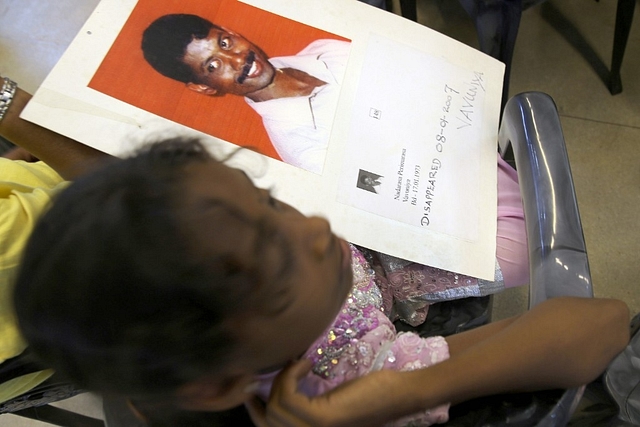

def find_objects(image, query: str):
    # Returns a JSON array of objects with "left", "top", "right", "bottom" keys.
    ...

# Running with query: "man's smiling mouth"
[{"left": 237, "top": 51, "right": 257, "bottom": 84}]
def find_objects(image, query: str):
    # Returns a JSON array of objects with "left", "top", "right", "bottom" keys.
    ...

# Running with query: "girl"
[{"left": 11, "top": 137, "right": 630, "bottom": 427}]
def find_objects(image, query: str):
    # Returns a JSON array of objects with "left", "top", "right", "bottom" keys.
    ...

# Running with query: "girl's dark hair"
[
  {"left": 13, "top": 138, "right": 266, "bottom": 398},
  {"left": 141, "top": 14, "right": 223, "bottom": 83}
]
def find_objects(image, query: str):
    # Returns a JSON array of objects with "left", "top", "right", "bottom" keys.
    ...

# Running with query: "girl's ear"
[
  {"left": 176, "top": 373, "right": 256, "bottom": 411},
  {"left": 186, "top": 82, "right": 219, "bottom": 97}
]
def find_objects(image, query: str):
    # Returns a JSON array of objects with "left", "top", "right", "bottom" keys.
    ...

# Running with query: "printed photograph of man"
[
  {"left": 88, "top": 0, "right": 351, "bottom": 176},
  {"left": 141, "top": 14, "right": 349, "bottom": 174}
]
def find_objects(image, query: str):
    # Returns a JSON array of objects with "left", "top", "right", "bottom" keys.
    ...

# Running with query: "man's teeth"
[{"left": 248, "top": 61, "right": 258, "bottom": 77}]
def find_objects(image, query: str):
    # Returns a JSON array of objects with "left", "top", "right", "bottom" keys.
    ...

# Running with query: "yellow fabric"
[
  {"left": 0, "top": 369, "right": 55, "bottom": 405},
  {"left": 0, "top": 159, "right": 67, "bottom": 362},
  {"left": 0, "top": 159, "right": 68, "bottom": 405}
]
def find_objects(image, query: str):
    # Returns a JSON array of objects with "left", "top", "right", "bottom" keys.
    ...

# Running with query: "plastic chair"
[
  {"left": 398, "top": 0, "right": 636, "bottom": 105},
  {"left": 0, "top": 349, "right": 105, "bottom": 427},
  {"left": 103, "top": 92, "right": 593, "bottom": 426},
  {"left": 500, "top": 92, "right": 592, "bottom": 304}
]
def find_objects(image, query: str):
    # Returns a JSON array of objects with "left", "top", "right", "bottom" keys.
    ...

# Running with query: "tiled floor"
[{"left": 1, "top": 0, "right": 639, "bottom": 425}]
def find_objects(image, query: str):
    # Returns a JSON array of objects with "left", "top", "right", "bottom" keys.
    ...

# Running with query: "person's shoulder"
[
  {"left": 299, "top": 39, "right": 351, "bottom": 56},
  {"left": 0, "top": 158, "right": 65, "bottom": 189}
]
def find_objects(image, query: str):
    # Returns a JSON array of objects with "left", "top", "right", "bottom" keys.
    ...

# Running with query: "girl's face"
[{"left": 182, "top": 160, "right": 353, "bottom": 378}]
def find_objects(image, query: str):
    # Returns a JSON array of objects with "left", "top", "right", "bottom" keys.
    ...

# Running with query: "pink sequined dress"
[{"left": 257, "top": 245, "right": 451, "bottom": 426}]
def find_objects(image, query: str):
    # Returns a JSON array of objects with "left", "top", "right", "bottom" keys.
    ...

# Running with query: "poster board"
[{"left": 21, "top": 0, "right": 505, "bottom": 279}]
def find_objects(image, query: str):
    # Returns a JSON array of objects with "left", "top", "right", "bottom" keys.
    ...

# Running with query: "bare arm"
[
  {"left": 248, "top": 297, "right": 630, "bottom": 427},
  {"left": 413, "top": 296, "right": 629, "bottom": 406},
  {"left": 0, "top": 78, "right": 111, "bottom": 180}
]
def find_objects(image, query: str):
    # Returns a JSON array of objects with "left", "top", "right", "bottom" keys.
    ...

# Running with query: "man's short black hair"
[{"left": 141, "top": 14, "right": 223, "bottom": 83}]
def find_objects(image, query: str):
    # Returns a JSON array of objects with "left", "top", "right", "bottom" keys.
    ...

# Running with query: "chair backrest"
[
  {"left": 499, "top": 91, "right": 593, "bottom": 426},
  {"left": 500, "top": 92, "right": 593, "bottom": 304}
]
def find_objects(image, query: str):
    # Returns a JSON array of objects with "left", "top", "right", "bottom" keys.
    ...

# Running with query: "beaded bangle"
[{"left": 0, "top": 78, "right": 17, "bottom": 122}]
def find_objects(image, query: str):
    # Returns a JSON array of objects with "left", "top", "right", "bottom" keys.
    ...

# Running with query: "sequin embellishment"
[{"left": 307, "top": 245, "right": 385, "bottom": 379}]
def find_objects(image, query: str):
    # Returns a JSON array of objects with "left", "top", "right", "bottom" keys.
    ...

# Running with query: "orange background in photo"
[{"left": 89, "top": 0, "right": 350, "bottom": 159}]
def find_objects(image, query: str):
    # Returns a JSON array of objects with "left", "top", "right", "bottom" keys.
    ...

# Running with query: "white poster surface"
[
  {"left": 339, "top": 34, "right": 487, "bottom": 241},
  {"left": 20, "top": 0, "right": 504, "bottom": 279}
]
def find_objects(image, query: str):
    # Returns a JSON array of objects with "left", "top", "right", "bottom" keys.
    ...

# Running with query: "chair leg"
[
  {"left": 458, "top": 0, "right": 524, "bottom": 110},
  {"left": 399, "top": 0, "right": 418, "bottom": 22},
  {"left": 609, "top": 0, "right": 636, "bottom": 95},
  {"left": 11, "top": 404, "right": 106, "bottom": 427}
]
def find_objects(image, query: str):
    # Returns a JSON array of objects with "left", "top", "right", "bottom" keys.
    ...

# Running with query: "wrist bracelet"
[{"left": 0, "top": 77, "right": 17, "bottom": 122}]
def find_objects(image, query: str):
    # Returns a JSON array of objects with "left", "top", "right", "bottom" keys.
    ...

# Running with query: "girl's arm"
[
  {"left": 0, "top": 77, "right": 110, "bottom": 180},
  {"left": 247, "top": 296, "right": 630, "bottom": 427}
]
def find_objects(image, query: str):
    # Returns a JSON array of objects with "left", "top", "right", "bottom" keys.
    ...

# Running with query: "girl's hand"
[{"left": 245, "top": 359, "right": 409, "bottom": 427}]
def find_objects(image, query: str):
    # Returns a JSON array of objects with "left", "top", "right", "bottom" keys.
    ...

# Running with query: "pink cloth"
[
  {"left": 258, "top": 246, "right": 451, "bottom": 426},
  {"left": 496, "top": 155, "right": 528, "bottom": 287}
]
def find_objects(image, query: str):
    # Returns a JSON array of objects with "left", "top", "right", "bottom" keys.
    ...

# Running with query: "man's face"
[{"left": 182, "top": 27, "right": 276, "bottom": 97}]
